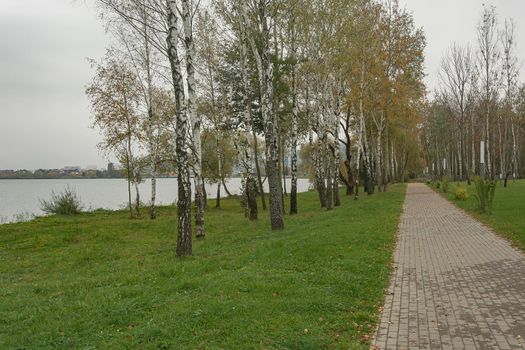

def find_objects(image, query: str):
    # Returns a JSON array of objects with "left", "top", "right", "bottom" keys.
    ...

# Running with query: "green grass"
[
  {"left": 0, "top": 185, "right": 406, "bottom": 349},
  {"left": 433, "top": 179, "right": 525, "bottom": 251}
]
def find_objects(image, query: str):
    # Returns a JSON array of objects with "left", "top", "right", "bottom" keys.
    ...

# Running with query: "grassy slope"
[
  {"left": 0, "top": 185, "right": 406, "bottom": 350},
  {"left": 435, "top": 179, "right": 525, "bottom": 251}
]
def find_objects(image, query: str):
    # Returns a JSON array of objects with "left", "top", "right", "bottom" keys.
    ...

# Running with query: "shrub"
[
  {"left": 454, "top": 185, "right": 469, "bottom": 201},
  {"left": 435, "top": 182, "right": 441, "bottom": 189},
  {"left": 442, "top": 176, "right": 450, "bottom": 193},
  {"left": 40, "top": 186, "right": 84, "bottom": 215},
  {"left": 473, "top": 178, "right": 497, "bottom": 214}
]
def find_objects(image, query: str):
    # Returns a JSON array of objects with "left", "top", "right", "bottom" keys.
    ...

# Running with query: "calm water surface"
[{"left": 0, "top": 178, "right": 311, "bottom": 223}]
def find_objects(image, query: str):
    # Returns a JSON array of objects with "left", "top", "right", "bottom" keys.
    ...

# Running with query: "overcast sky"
[
  {"left": 0, "top": 0, "right": 107, "bottom": 170},
  {"left": 400, "top": 0, "right": 525, "bottom": 93},
  {"left": 1, "top": 0, "right": 525, "bottom": 170}
]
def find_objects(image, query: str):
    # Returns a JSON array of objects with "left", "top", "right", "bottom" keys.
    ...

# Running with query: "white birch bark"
[
  {"left": 241, "top": 1, "right": 283, "bottom": 230},
  {"left": 323, "top": 90, "right": 333, "bottom": 210},
  {"left": 289, "top": 33, "right": 299, "bottom": 214},
  {"left": 181, "top": 0, "right": 204, "bottom": 239},
  {"left": 140, "top": 1, "right": 157, "bottom": 219},
  {"left": 477, "top": 6, "right": 499, "bottom": 179},
  {"left": 333, "top": 85, "right": 341, "bottom": 206},
  {"left": 166, "top": 0, "right": 192, "bottom": 256},
  {"left": 358, "top": 63, "right": 373, "bottom": 193},
  {"left": 134, "top": 177, "right": 141, "bottom": 217}
]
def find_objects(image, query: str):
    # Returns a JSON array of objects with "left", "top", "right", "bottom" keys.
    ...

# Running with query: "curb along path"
[{"left": 373, "top": 183, "right": 525, "bottom": 349}]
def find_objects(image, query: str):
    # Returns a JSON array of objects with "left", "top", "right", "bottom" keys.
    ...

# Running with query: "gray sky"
[
  {"left": 0, "top": 0, "right": 108, "bottom": 170},
  {"left": 399, "top": 0, "right": 525, "bottom": 94},
  {"left": 1, "top": 0, "right": 524, "bottom": 170}
]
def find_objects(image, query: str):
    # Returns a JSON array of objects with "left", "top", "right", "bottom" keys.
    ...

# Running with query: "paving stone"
[{"left": 372, "top": 183, "right": 525, "bottom": 349}]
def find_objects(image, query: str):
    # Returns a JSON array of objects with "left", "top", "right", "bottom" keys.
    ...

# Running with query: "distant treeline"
[{"left": 0, "top": 169, "right": 123, "bottom": 179}]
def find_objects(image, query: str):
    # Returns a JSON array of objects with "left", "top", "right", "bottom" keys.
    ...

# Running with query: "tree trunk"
[
  {"left": 222, "top": 177, "right": 232, "bottom": 196},
  {"left": 134, "top": 180, "right": 140, "bottom": 218},
  {"left": 343, "top": 142, "right": 353, "bottom": 194},
  {"left": 238, "top": 29, "right": 258, "bottom": 221},
  {"left": 246, "top": 177, "right": 258, "bottom": 220},
  {"left": 471, "top": 119, "right": 476, "bottom": 175},
  {"left": 458, "top": 128, "right": 463, "bottom": 181},
  {"left": 333, "top": 89, "right": 342, "bottom": 206},
  {"left": 277, "top": 135, "right": 285, "bottom": 213},
  {"left": 486, "top": 101, "right": 492, "bottom": 179},
  {"left": 252, "top": 130, "right": 267, "bottom": 210},
  {"left": 215, "top": 182, "right": 220, "bottom": 208},
  {"left": 265, "top": 125, "right": 284, "bottom": 230},
  {"left": 281, "top": 139, "right": 287, "bottom": 197},
  {"left": 242, "top": 1, "right": 283, "bottom": 230},
  {"left": 202, "top": 178, "right": 208, "bottom": 209},
  {"left": 290, "top": 143, "right": 298, "bottom": 214},
  {"left": 325, "top": 132, "right": 333, "bottom": 210},
  {"left": 240, "top": 25, "right": 258, "bottom": 221},
  {"left": 290, "top": 59, "right": 298, "bottom": 215},
  {"left": 354, "top": 149, "right": 361, "bottom": 200},
  {"left": 316, "top": 140, "right": 327, "bottom": 206},
  {"left": 181, "top": 0, "right": 204, "bottom": 239},
  {"left": 140, "top": 8, "right": 157, "bottom": 220},
  {"left": 150, "top": 175, "right": 157, "bottom": 219},
  {"left": 511, "top": 118, "right": 518, "bottom": 179},
  {"left": 342, "top": 110, "right": 354, "bottom": 195},
  {"left": 167, "top": 1, "right": 191, "bottom": 256},
  {"left": 358, "top": 63, "right": 373, "bottom": 195},
  {"left": 126, "top": 161, "right": 133, "bottom": 218},
  {"left": 498, "top": 120, "right": 502, "bottom": 182},
  {"left": 315, "top": 120, "right": 327, "bottom": 207},
  {"left": 373, "top": 113, "right": 384, "bottom": 192},
  {"left": 382, "top": 125, "right": 389, "bottom": 192},
  {"left": 391, "top": 140, "right": 396, "bottom": 181}
]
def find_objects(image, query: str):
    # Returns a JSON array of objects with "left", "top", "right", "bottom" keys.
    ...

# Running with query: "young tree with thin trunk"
[
  {"left": 501, "top": 18, "right": 520, "bottom": 185},
  {"left": 86, "top": 53, "right": 141, "bottom": 219}
]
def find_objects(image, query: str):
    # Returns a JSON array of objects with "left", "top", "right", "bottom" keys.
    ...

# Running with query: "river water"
[{"left": 0, "top": 178, "right": 311, "bottom": 223}]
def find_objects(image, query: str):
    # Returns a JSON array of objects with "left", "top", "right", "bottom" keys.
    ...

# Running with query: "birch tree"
[
  {"left": 424, "top": 5, "right": 525, "bottom": 183},
  {"left": 166, "top": 0, "right": 192, "bottom": 256},
  {"left": 95, "top": 0, "right": 167, "bottom": 218},
  {"left": 477, "top": 5, "right": 500, "bottom": 179},
  {"left": 240, "top": 0, "right": 284, "bottom": 230}
]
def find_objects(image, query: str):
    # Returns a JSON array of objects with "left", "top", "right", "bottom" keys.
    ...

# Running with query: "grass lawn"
[
  {"left": 0, "top": 185, "right": 406, "bottom": 349},
  {"left": 431, "top": 179, "right": 525, "bottom": 251}
]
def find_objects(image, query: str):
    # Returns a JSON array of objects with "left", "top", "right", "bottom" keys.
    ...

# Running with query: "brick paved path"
[{"left": 372, "top": 183, "right": 525, "bottom": 350}]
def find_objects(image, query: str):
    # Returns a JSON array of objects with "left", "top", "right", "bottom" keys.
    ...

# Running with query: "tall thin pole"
[{"left": 480, "top": 141, "right": 485, "bottom": 179}]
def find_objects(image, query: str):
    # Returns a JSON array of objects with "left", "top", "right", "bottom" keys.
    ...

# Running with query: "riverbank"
[
  {"left": 0, "top": 185, "right": 406, "bottom": 349},
  {"left": 0, "top": 178, "right": 312, "bottom": 224}
]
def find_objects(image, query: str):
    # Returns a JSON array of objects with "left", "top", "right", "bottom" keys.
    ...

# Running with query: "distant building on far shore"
[{"left": 107, "top": 162, "right": 120, "bottom": 178}]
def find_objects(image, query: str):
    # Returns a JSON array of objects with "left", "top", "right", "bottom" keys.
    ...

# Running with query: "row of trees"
[
  {"left": 86, "top": 0, "right": 427, "bottom": 256},
  {"left": 423, "top": 5, "right": 525, "bottom": 186}
]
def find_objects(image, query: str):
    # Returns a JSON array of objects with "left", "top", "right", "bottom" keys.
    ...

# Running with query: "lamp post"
[{"left": 480, "top": 141, "right": 485, "bottom": 179}]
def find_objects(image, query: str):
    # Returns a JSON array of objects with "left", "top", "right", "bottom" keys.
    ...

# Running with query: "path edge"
[{"left": 369, "top": 183, "right": 409, "bottom": 349}]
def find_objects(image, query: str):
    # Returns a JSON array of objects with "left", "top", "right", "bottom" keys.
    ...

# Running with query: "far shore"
[{"left": 0, "top": 176, "right": 311, "bottom": 180}]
